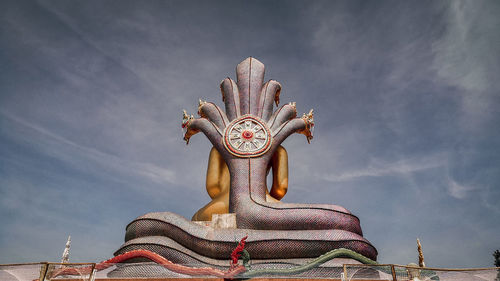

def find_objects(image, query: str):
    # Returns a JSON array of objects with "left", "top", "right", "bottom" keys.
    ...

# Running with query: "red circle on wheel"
[{"left": 242, "top": 130, "right": 253, "bottom": 140}]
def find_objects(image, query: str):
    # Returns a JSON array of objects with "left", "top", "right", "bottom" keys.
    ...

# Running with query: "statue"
[
  {"left": 181, "top": 57, "right": 360, "bottom": 233},
  {"left": 113, "top": 58, "right": 377, "bottom": 276}
]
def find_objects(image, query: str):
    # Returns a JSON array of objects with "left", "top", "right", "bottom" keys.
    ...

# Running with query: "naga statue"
[{"left": 113, "top": 58, "right": 377, "bottom": 276}]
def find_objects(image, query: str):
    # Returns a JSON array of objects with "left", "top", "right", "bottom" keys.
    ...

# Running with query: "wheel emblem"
[{"left": 223, "top": 115, "right": 272, "bottom": 157}]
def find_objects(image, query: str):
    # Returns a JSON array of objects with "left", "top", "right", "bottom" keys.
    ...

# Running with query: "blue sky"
[{"left": 1, "top": 0, "right": 499, "bottom": 268}]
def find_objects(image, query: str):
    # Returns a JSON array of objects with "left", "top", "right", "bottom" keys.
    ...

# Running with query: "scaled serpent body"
[
  {"left": 48, "top": 248, "right": 376, "bottom": 279},
  {"left": 240, "top": 248, "right": 377, "bottom": 278},
  {"left": 47, "top": 249, "right": 246, "bottom": 279}
]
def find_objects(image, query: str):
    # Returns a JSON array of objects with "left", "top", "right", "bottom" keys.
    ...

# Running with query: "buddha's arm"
[
  {"left": 206, "top": 147, "right": 222, "bottom": 199},
  {"left": 270, "top": 145, "right": 288, "bottom": 200},
  {"left": 206, "top": 147, "right": 230, "bottom": 199},
  {"left": 207, "top": 145, "right": 286, "bottom": 201}
]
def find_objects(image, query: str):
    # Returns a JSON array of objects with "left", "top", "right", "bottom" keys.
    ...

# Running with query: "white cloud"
[
  {"left": 320, "top": 154, "right": 446, "bottom": 182},
  {"left": 431, "top": 1, "right": 500, "bottom": 129},
  {"left": 479, "top": 186, "right": 500, "bottom": 214},
  {"left": 0, "top": 111, "right": 177, "bottom": 187},
  {"left": 446, "top": 177, "right": 473, "bottom": 199},
  {"left": 135, "top": 162, "right": 176, "bottom": 184}
]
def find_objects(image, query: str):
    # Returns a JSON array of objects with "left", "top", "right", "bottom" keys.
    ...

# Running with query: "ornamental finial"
[
  {"left": 61, "top": 235, "right": 71, "bottom": 263},
  {"left": 417, "top": 238, "right": 426, "bottom": 267}
]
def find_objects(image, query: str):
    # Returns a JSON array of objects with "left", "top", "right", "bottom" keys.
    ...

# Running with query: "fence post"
[
  {"left": 39, "top": 262, "right": 49, "bottom": 281},
  {"left": 343, "top": 264, "right": 347, "bottom": 281},
  {"left": 89, "top": 263, "right": 96, "bottom": 281},
  {"left": 391, "top": 265, "right": 397, "bottom": 281}
]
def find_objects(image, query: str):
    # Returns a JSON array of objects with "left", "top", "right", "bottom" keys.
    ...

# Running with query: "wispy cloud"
[
  {"left": 431, "top": 1, "right": 500, "bottom": 129},
  {"left": 320, "top": 154, "right": 446, "bottom": 182},
  {"left": 1, "top": 110, "right": 177, "bottom": 187},
  {"left": 446, "top": 177, "right": 475, "bottom": 200}
]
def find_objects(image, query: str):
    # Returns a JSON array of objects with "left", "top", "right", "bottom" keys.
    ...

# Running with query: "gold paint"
[
  {"left": 274, "top": 90, "right": 281, "bottom": 106},
  {"left": 270, "top": 145, "right": 288, "bottom": 200},
  {"left": 191, "top": 146, "right": 289, "bottom": 221},
  {"left": 302, "top": 108, "right": 314, "bottom": 121}
]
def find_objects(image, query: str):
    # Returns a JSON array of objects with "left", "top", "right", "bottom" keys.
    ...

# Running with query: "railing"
[
  {"left": 0, "top": 262, "right": 96, "bottom": 281},
  {"left": 342, "top": 263, "right": 500, "bottom": 281},
  {"left": 1, "top": 261, "right": 499, "bottom": 280}
]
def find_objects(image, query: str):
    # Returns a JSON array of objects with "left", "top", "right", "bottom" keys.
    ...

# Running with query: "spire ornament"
[
  {"left": 417, "top": 238, "right": 425, "bottom": 267},
  {"left": 61, "top": 235, "right": 71, "bottom": 263}
]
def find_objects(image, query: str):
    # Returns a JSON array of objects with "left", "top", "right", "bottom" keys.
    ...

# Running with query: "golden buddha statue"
[{"left": 192, "top": 145, "right": 288, "bottom": 221}]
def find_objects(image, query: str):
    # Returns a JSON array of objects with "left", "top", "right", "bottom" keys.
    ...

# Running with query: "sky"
[{"left": 0, "top": 0, "right": 499, "bottom": 268}]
